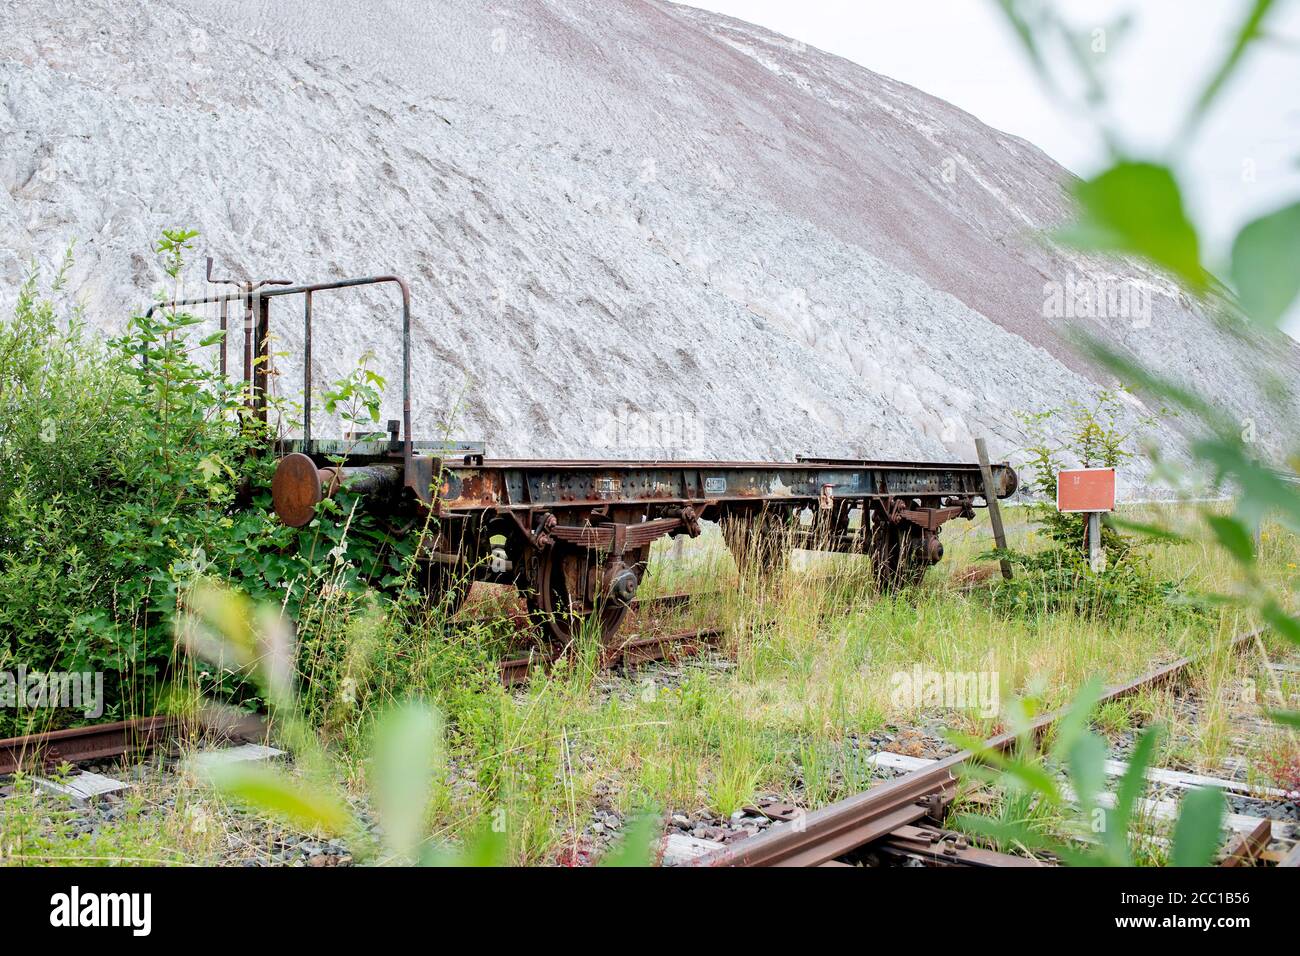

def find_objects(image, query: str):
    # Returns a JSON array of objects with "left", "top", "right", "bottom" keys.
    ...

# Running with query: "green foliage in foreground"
[
  {"left": 954, "top": 678, "right": 1226, "bottom": 866},
  {"left": 0, "top": 236, "right": 421, "bottom": 732},
  {"left": 991, "top": 0, "right": 1300, "bottom": 726},
  {"left": 183, "top": 584, "right": 657, "bottom": 867}
]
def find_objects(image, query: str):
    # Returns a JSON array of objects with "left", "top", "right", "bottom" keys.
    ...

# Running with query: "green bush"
[
  {"left": 979, "top": 393, "right": 1196, "bottom": 621},
  {"left": 0, "top": 251, "right": 154, "bottom": 726},
  {"left": 979, "top": 547, "right": 1203, "bottom": 620},
  {"left": 0, "top": 235, "right": 421, "bottom": 732},
  {"left": 1015, "top": 390, "right": 1145, "bottom": 560}
]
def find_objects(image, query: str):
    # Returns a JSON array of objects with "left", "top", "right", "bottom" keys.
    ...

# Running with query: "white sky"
[{"left": 688, "top": 0, "right": 1300, "bottom": 333}]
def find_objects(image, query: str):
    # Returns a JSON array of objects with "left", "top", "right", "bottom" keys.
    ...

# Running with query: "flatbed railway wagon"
[{"left": 149, "top": 270, "right": 1019, "bottom": 646}]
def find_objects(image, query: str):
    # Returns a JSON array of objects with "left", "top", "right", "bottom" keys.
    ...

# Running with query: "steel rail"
[
  {"left": 0, "top": 707, "right": 270, "bottom": 776},
  {"left": 0, "top": 716, "right": 183, "bottom": 775},
  {"left": 499, "top": 624, "right": 724, "bottom": 686},
  {"left": 1219, "top": 818, "right": 1271, "bottom": 867},
  {"left": 874, "top": 824, "right": 1054, "bottom": 867},
  {"left": 697, "top": 628, "right": 1264, "bottom": 867}
]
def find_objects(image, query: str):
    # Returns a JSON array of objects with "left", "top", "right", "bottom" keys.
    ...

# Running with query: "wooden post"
[
  {"left": 1087, "top": 512, "right": 1106, "bottom": 573},
  {"left": 975, "top": 437, "right": 1013, "bottom": 581}
]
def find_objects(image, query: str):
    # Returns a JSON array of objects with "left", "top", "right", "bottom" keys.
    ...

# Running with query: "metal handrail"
[{"left": 142, "top": 273, "right": 413, "bottom": 463}]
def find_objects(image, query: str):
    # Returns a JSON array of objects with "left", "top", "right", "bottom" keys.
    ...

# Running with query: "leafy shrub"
[
  {"left": 980, "top": 547, "right": 1204, "bottom": 621},
  {"left": 978, "top": 394, "right": 1194, "bottom": 620},
  {"left": 1015, "top": 390, "right": 1145, "bottom": 559},
  {"left": 0, "top": 234, "right": 419, "bottom": 732},
  {"left": 0, "top": 250, "right": 157, "bottom": 729}
]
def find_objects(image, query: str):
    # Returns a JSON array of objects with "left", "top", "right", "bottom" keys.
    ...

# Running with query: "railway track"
[
  {"left": 498, "top": 625, "right": 725, "bottom": 687},
  {"left": 693, "top": 628, "right": 1296, "bottom": 868},
  {"left": 8, "top": 604, "right": 1291, "bottom": 870},
  {"left": 0, "top": 592, "right": 721, "bottom": 775},
  {"left": 493, "top": 589, "right": 725, "bottom": 685},
  {"left": 0, "top": 710, "right": 267, "bottom": 777},
  {"left": 0, "top": 717, "right": 183, "bottom": 777}
]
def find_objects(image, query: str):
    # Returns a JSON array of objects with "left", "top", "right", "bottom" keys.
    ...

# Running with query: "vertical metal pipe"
[
  {"left": 254, "top": 293, "right": 271, "bottom": 426},
  {"left": 242, "top": 287, "right": 254, "bottom": 398},
  {"left": 219, "top": 298, "right": 228, "bottom": 377},
  {"left": 401, "top": 282, "right": 412, "bottom": 459},
  {"left": 303, "top": 290, "right": 313, "bottom": 447}
]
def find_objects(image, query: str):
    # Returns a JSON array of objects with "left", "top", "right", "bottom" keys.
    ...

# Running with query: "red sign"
[{"left": 1057, "top": 468, "right": 1116, "bottom": 513}]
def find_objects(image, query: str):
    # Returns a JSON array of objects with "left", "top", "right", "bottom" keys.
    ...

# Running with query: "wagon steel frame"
[{"left": 146, "top": 268, "right": 1018, "bottom": 647}]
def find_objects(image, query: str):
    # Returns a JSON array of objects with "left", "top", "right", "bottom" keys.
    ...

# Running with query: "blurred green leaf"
[
  {"left": 1049, "top": 676, "right": 1104, "bottom": 765},
  {"left": 425, "top": 823, "right": 509, "bottom": 867},
  {"left": 1231, "top": 201, "right": 1300, "bottom": 328},
  {"left": 371, "top": 701, "right": 445, "bottom": 863},
  {"left": 955, "top": 812, "right": 1090, "bottom": 866},
  {"left": 1060, "top": 162, "right": 1206, "bottom": 292},
  {"left": 1181, "top": 0, "right": 1278, "bottom": 142},
  {"left": 598, "top": 810, "right": 659, "bottom": 867},
  {"left": 1265, "top": 709, "right": 1300, "bottom": 730},
  {"left": 950, "top": 729, "right": 1063, "bottom": 802},
  {"left": 1107, "top": 725, "right": 1160, "bottom": 862},
  {"left": 1106, "top": 515, "right": 1188, "bottom": 544},
  {"left": 993, "top": 0, "right": 1053, "bottom": 90},
  {"left": 1261, "top": 600, "right": 1300, "bottom": 645},
  {"left": 1073, "top": 333, "right": 1224, "bottom": 428},
  {"left": 1171, "top": 786, "right": 1225, "bottom": 867},
  {"left": 1191, "top": 438, "right": 1300, "bottom": 532},
  {"left": 990, "top": 753, "right": 1064, "bottom": 803},
  {"left": 1067, "top": 732, "right": 1108, "bottom": 813},
  {"left": 208, "top": 762, "right": 353, "bottom": 835},
  {"left": 1205, "top": 514, "right": 1256, "bottom": 565}
]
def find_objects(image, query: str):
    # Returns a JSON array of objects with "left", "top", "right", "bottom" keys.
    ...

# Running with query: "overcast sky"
[{"left": 688, "top": 0, "right": 1300, "bottom": 332}]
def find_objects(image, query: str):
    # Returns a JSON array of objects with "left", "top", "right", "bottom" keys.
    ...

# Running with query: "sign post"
[
  {"left": 974, "top": 438, "right": 1013, "bottom": 580},
  {"left": 1056, "top": 467, "right": 1116, "bottom": 573}
]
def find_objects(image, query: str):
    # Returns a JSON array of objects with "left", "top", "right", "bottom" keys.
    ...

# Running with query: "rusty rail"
[
  {"left": 500, "top": 624, "right": 724, "bottom": 687},
  {"left": 697, "top": 628, "right": 1263, "bottom": 867},
  {"left": 0, "top": 707, "right": 270, "bottom": 776},
  {"left": 874, "top": 824, "right": 1053, "bottom": 867},
  {"left": 0, "top": 716, "right": 183, "bottom": 775},
  {"left": 1220, "top": 818, "right": 1271, "bottom": 867}
]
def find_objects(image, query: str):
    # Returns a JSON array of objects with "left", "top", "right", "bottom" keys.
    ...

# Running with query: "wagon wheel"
[
  {"left": 416, "top": 558, "right": 470, "bottom": 617},
  {"left": 526, "top": 543, "right": 649, "bottom": 647},
  {"left": 721, "top": 510, "right": 789, "bottom": 583},
  {"left": 868, "top": 520, "right": 927, "bottom": 592}
]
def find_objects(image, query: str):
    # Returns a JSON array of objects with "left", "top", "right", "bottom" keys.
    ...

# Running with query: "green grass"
[
  {"left": 6, "top": 501, "right": 1296, "bottom": 866},
  {"left": 389, "top": 502, "right": 1295, "bottom": 863}
]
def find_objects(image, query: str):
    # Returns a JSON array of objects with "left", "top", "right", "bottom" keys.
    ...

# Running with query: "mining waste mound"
[{"left": 3, "top": 0, "right": 1295, "bottom": 491}]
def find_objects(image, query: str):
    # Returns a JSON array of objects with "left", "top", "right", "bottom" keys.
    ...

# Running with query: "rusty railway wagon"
[{"left": 151, "top": 270, "right": 1018, "bottom": 647}]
